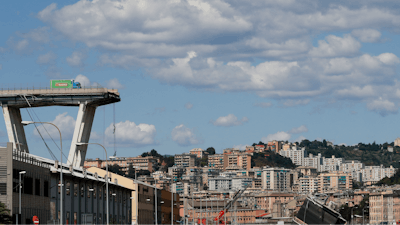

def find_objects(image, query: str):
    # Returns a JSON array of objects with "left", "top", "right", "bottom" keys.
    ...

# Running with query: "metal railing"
[{"left": 13, "top": 149, "right": 52, "bottom": 169}]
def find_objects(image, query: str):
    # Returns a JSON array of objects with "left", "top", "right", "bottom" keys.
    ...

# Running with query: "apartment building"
[
  {"left": 317, "top": 171, "right": 352, "bottom": 193},
  {"left": 168, "top": 166, "right": 186, "bottom": 182},
  {"left": 261, "top": 167, "right": 297, "bottom": 192},
  {"left": 208, "top": 176, "right": 232, "bottom": 191},
  {"left": 267, "top": 140, "right": 281, "bottom": 152},
  {"left": 299, "top": 176, "right": 319, "bottom": 194},
  {"left": 232, "top": 177, "right": 253, "bottom": 190},
  {"left": 302, "top": 153, "right": 323, "bottom": 169},
  {"left": 174, "top": 153, "right": 197, "bottom": 167},
  {"left": 370, "top": 190, "right": 400, "bottom": 224},
  {"left": 189, "top": 148, "right": 207, "bottom": 158},
  {"left": 126, "top": 156, "right": 158, "bottom": 172},
  {"left": 320, "top": 155, "right": 343, "bottom": 172},
  {"left": 223, "top": 152, "right": 251, "bottom": 171},
  {"left": 279, "top": 147, "right": 306, "bottom": 166},
  {"left": 395, "top": 138, "right": 400, "bottom": 147},
  {"left": 362, "top": 165, "right": 396, "bottom": 185},
  {"left": 208, "top": 154, "right": 224, "bottom": 169},
  {"left": 340, "top": 160, "right": 364, "bottom": 182}
]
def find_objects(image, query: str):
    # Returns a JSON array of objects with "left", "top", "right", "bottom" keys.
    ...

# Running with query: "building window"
[
  {"left": 87, "top": 186, "right": 91, "bottom": 198},
  {"left": 81, "top": 185, "right": 84, "bottom": 197},
  {"left": 25, "top": 177, "right": 33, "bottom": 195},
  {"left": 44, "top": 180, "right": 49, "bottom": 197},
  {"left": 35, "top": 179, "right": 40, "bottom": 196},
  {"left": 66, "top": 182, "right": 70, "bottom": 195},
  {"left": 99, "top": 186, "right": 102, "bottom": 199}
]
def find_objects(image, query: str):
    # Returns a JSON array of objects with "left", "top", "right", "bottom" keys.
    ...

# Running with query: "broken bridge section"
[{"left": 0, "top": 87, "right": 120, "bottom": 167}]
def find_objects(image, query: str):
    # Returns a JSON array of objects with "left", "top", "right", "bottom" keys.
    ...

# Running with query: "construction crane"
[{"left": 213, "top": 185, "right": 249, "bottom": 225}]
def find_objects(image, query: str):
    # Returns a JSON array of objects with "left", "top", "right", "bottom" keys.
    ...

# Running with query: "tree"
[
  {"left": 107, "top": 164, "right": 125, "bottom": 176},
  {"left": 0, "top": 201, "right": 11, "bottom": 224},
  {"left": 206, "top": 147, "right": 215, "bottom": 155}
]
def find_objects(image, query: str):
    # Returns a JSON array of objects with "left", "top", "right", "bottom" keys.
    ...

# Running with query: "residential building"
[
  {"left": 299, "top": 176, "right": 319, "bottom": 194},
  {"left": 395, "top": 138, "right": 400, "bottom": 147},
  {"left": 370, "top": 190, "right": 400, "bottom": 225},
  {"left": 340, "top": 160, "right": 364, "bottom": 182},
  {"left": 296, "top": 166, "right": 317, "bottom": 177},
  {"left": 317, "top": 171, "right": 352, "bottom": 193},
  {"left": 261, "top": 167, "right": 297, "bottom": 192},
  {"left": 267, "top": 141, "right": 281, "bottom": 152},
  {"left": 361, "top": 165, "right": 396, "bottom": 185},
  {"left": 174, "top": 153, "right": 197, "bottom": 168},
  {"left": 223, "top": 152, "right": 251, "bottom": 171},
  {"left": 189, "top": 148, "right": 207, "bottom": 158},
  {"left": 168, "top": 166, "right": 186, "bottom": 182},
  {"left": 320, "top": 155, "right": 344, "bottom": 172},
  {"left": 208, "top": 154, "right": 224, "bottom": 169},
  {"left": 232, "top": 177, "right": 253, "bottom": 190},
  {"left": 208, "top": 176, "right": 232, "bottom": 191},
  {"left": 302, "top": 153, "right": 323, "bottom": 169},
  {"left": 126, "top": 156, "right": 159, "bottom": 172},
  {"left": 279, "top": 146, "right": 306, "bottom": 166}
]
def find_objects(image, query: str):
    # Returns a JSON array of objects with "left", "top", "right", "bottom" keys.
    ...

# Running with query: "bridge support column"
[
  {"left": 2, "top": 105, "right": 29, "bottom": 152},
  {"left": 68, "top": 103, "right": 96, "bottom": 167}
]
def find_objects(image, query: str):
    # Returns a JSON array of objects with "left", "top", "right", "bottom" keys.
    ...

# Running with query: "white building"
[
  {"left": 261, "top": 167, "right": 296, "bottom": 192},
  {"left": 361, "top": 165, "right": 396, "bottom": 183},
  {"left": 340, "top": 160, "right": 364, "bottom": 182},
  {"left": 279, "top": 146, "right": 306, "bottom": 166},
  {"left": 320, "top": 155, "right": 344, "bottom": 172},
  {"left": 232, "top": 177, "right": 253, "bottom": 190},
  {"left": 302, "top": 153, "right": 323, "bottom": 169},
  {"left": 208, "top": 176, "right": 232, "bottom": 191}
]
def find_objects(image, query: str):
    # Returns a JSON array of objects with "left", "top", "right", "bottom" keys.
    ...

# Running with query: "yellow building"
[
  {"left": 317, "top": 171, "right": 352, "bottom": 193},
  {"left": 88, "top": 167, "right": 180, "bottom": 224}
]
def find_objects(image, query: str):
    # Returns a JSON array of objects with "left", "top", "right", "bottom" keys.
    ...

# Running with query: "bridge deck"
[{"left": 0, "top": 87, "right": 120, "bottom": 108}]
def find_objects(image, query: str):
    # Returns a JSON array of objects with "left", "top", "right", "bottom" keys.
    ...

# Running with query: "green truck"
[{"left": 50, "top": 80, "right": 81, "bottom": 89}]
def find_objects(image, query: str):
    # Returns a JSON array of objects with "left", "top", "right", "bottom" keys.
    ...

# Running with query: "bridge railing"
[{"left": 0, "top": 86, "right": 119, "bottom": 94}]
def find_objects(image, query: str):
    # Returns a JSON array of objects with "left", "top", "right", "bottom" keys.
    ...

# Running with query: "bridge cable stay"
[
  {"left": 113, "top": 103, "right": 116, "bottom": 157},
  {"left": 24, "top": 108, "right": 57, "bottom": 161},
  {"left": 29, "top": 108, "right": 72, "bottom": 165},
  {"left": 22, "top": 94, "right": 72, "bottom": 164}
]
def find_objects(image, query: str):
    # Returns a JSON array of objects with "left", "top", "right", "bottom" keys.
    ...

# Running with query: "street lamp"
[
  {"left": 17, "top": 171, "right": 26, "bottom": 225},
  {"left": 76, "top": 142, "right": 109, "bottom": 225},
  {"left": 21, "top": 121, "right": 63, "bottom": 225}
]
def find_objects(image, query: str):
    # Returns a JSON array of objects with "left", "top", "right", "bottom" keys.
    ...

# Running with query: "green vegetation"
[
  {"left": 0, "top": 201, "right": 11, "bottom": 224},
  {"left": 251, "top": 151, "right": 296, "bottom": 169},
  {"left": 298, "top": 139, "right": 400, "bottom": 167},
  {"left": 377, "top": 169, "right": 400, "bottom": 185}
]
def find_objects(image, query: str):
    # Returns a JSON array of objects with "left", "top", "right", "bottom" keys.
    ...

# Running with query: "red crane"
[{"left": 213, "top": 185, "right": 248, "bottom": 225}]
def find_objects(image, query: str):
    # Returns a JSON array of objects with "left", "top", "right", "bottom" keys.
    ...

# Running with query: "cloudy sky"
[{"left": 1, "top": 0, "right": 400, "bottom": 160}]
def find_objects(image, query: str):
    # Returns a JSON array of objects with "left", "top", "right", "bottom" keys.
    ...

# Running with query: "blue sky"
[{"left": 1, "top": 1, "right": 400, "bottom": 161}]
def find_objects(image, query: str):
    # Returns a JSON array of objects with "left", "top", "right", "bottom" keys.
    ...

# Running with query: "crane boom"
[{"left": 214, "top": 185, "right": 249, "bottom": 224}]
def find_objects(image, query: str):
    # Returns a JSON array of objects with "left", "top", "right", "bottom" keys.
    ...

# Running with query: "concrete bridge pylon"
[{"left": 0, "top": 87, "right": 120, "bottom": 167}]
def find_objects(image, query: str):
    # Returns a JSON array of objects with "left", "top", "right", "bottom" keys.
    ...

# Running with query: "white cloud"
[
  {"left": 185, "top": 102, "right": 193, "bottom": 109},
  {"left": 105, "top": 120, "right": 157, "bottom": 147},
  {"left": 66, "top": 51, "right": 86, "bottom": 67},
  {"left": 366, "top": 98, "right": 398, "bottom": 116},
  {"left": 288, "top": 125, "right": 308, "bottom": 134},
  {"left": 309, "top": 35, "right": 361, "bottom": 57},
  {"left": 261, "top": 131, "right": 291, "bottom": 143},
  {"left": 294, "top": 135, "right": 307, "bottom": 143},
  {"left": 15, "top": 39, "right": 29, "bottom": 51},
  {"left": 105, "top": 78, "right": 124, "bottom": 89},
  {"left": 33, "top": 112, "right": 76, "bottom": 139},
  {"left": 254, "top": 102, "right": 272, "bottom": 108},
  {"left": 36, "top": 51, "right": 57, "bottom": 65},
  {"left": 171, "top": 124, "right": 203, "bottom": 146},
  {"left": 211, "top": 114, "right": 248, "bottom": 127},
  {"left": 352, "top": 29, "right": 381, "bottom": 43},
  {"left": 75, "top": 74, "right": 92, "bottom": 87},
  {"left": 282, "top": 99, "right": 310, "bottom": 107}
]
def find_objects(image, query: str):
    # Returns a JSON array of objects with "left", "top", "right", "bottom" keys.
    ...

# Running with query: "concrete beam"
[
  {"left": 2, "top": 105, "right": 29, "bottom": 152},
  {"left": 68, "top": 103, "right": 96, "bottom": 167}
]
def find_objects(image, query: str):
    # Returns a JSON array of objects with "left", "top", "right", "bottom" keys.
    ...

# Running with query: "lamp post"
[
  {"left": 21, "top": 121, "right": 63, "bottom": 225},
  {"left": 17, "top": 171, "right": 26, "bottom": 225},
  {"left": 76, "top": 142, "right": 109, "bottom": 225}
]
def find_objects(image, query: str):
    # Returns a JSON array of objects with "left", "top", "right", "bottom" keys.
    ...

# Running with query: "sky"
[{"left": 1, "top": 0, "right": 400, "bottom": 161}]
